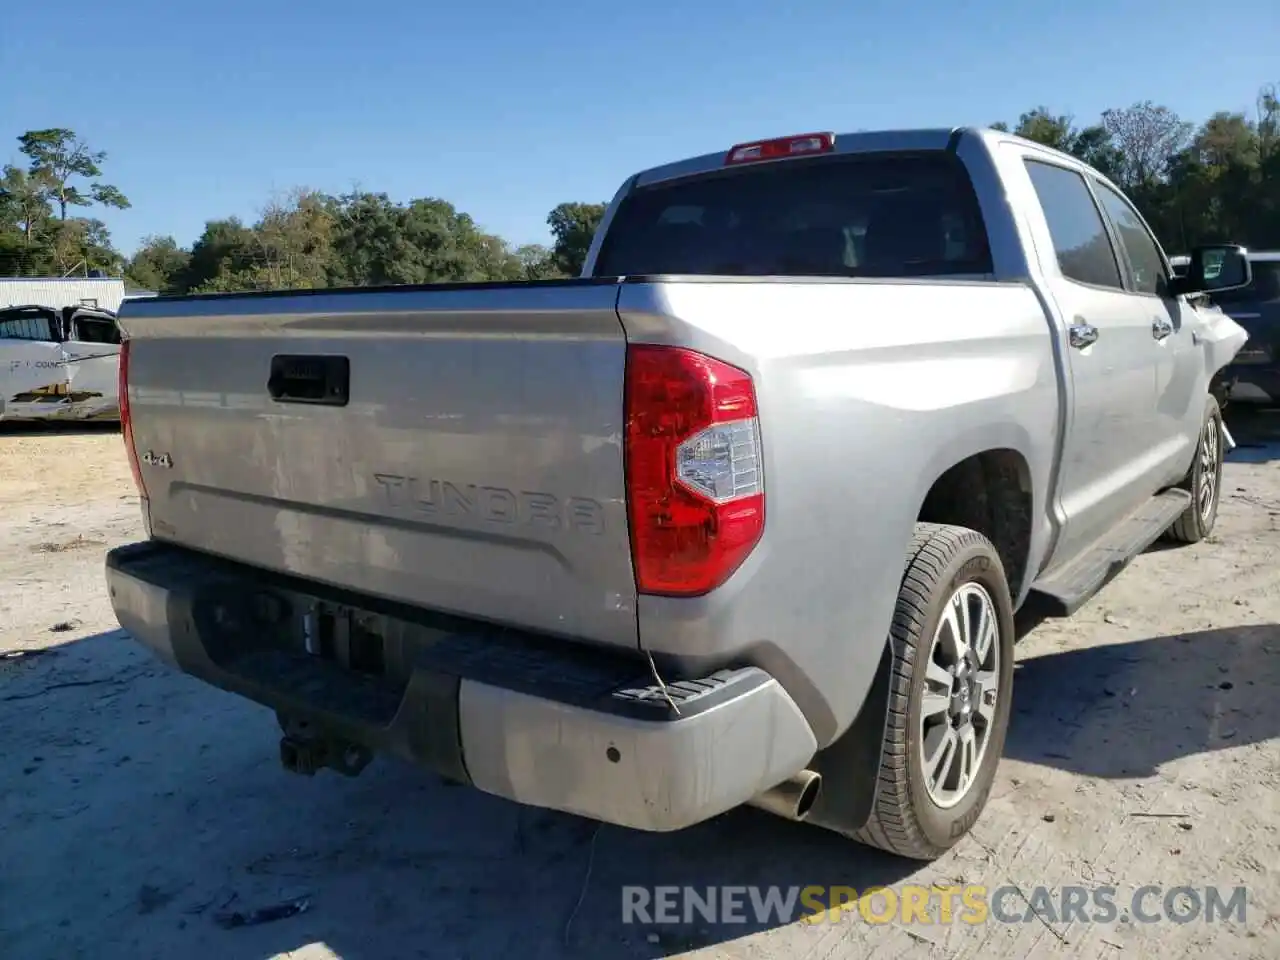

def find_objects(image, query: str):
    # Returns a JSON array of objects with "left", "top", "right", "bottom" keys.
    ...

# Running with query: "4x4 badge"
[{"left": 141, "top": 451, "right": 173, "bottom": 469}]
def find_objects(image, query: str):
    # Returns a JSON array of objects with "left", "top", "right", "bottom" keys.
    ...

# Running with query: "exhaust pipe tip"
[
  {"left": 1221, "top": 422, "right": 1237, "bottom": 452},
  {"left": 748, "top": 770, "right": 822, "bottom": 822}
]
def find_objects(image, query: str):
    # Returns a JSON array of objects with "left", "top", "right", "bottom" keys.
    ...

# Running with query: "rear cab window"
[{"left": 594, "top": 152, "right": 992, "bottom": 279}]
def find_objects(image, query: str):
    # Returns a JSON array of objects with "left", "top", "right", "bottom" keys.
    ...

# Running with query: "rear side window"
[
  {"left": 0, "top": 313, "right": 57, "bottom": 341},
  {"left": 1024, "top": 160, "right": 1123, "bottom": 290},
  {"left": 594, "top": 152, "right": 992, "bottom": 278}
]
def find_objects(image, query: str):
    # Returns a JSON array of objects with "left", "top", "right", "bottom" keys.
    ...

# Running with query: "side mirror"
[{"left": 1170, "top": 244, "right": 1252, "bottom": 296}]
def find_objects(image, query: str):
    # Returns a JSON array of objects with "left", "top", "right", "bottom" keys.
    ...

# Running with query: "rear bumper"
[{"left": 105, "top": 541, "right": 817, "bottom": 832}]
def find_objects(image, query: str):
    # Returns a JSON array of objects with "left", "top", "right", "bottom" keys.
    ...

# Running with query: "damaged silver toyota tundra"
[{"left": 105, "top": 127, "right": 1250, "bottom": 860}]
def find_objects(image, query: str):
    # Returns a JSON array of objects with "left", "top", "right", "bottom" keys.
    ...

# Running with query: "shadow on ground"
[
  {"left": 0, "top": 419, "right": 120, "bottom": 438},
  {"left": 0, "top": 629, "right": 915, "bottom": 960},
  {"left": 1225, "top": 404, "right": 1280, "bottom": 464},
  {"left": 1006, "top": 624, "right": 1280, "bottom": 778},
  {"left": 3, "top": 622, "right": 1276, "bottom": 959}
]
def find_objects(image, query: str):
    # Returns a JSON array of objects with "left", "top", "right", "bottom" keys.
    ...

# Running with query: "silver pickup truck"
[{"left": 105, "top": 127, "right": 1251, "bottom": 861}]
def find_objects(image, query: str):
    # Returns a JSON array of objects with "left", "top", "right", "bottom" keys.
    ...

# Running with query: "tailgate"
[{"left": 118, "top": 281, "right": 639, "bottom": 650}]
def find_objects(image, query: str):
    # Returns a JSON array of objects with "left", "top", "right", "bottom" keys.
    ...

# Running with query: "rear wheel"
[
  {"left": 1166, "top": 395, "right": 1223, "bottom": 544},
  {"left": 855, "top": 523, "right": 1015, "bottom": 861}
]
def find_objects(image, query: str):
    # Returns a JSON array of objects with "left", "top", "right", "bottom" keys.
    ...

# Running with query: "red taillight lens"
[
  {"left": 624, "top": 344, "right": 765, "bottom": 597},
  {"left": 119, "top": 338, "right": 148, "bottom": 501}
]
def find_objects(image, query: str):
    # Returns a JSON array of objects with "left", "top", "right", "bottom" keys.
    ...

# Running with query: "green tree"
[
  {"left": 324, "top": 192, "right": 404, "bottom": 287},
  {"left": 1190, "top": 112, "right": 1259, "bottom": 168},
  {"left": 1006, "top": 107, "right": 1077, "bottom": 152},
  {"left": 993, "top": 88, "right": 1279, "bottom": 250},
  {"left": 992, "top": 108, "right": 1124, "bottom": 181},
  {"left": 0, "top": 166, "right": 55, "bottom": 274},
  {"left": 513, "top": 242, "right": 563, "bottom": 280},
  {"left": 181, "top": 217, "right": 257, "bottom": 292},
  {"left": 327, "top": 192, "right": 521, "bottom": 287},
  {"left": 0, "top": 166, "right": 53, "bottom": 245},
  {"left": 547, "top": 201, "right": 606, "bottom": 276},
  {"left": 125, "top": 235, "right": 191, "bottom": 293},
  {"left": 1257, "top": 84, "right": 1279, "bottom": 158},
  {"left": 18, "top": 128, "right": 131, "bottom": 220},
  {"left": 46, "top": 218, "right": 122, "bottom": 276},
  {"left": 247, "top": 189, "right": 336, "bottom": 290}
]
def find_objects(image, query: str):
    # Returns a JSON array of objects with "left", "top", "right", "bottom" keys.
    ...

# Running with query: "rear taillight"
[
  {"left": 119, "top": 338, "right": 149, "bottom": 506},
  {"left": 624, "top": 345, "right": 765, "bottom": 597}
]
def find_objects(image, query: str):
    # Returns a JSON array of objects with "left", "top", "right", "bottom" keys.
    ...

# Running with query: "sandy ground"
[{"left": 1, "top": 414, "right": 1278, "bottom": 960}]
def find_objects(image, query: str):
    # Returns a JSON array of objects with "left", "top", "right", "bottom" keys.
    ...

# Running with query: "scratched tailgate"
[{"left": 116, "top": 280, "right": 639, "bottom": 650}]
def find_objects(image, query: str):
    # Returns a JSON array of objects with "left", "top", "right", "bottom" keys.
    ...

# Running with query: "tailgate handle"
[{"left": 268, "top": 355, "right": 350, "bottom": 406}]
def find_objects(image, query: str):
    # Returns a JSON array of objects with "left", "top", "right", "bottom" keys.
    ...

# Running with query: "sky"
[{"left": 3, "top": 0, "right": 1277, "bottom": 258}]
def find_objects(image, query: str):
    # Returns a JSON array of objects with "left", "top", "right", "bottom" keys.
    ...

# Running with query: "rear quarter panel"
[{"left": 619, "top": 278, "right": 1059, "bottom": 745}]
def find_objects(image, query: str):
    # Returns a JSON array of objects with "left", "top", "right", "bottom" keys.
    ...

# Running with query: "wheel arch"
[{"left": 803, "top": 440, "right": 1035, "bottom": 841}]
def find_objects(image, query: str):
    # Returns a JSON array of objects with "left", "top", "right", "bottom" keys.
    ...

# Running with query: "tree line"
[
  {"left": 1, "top": 85, "right": 1277, "bottom": 295},
  {"left": 990, "top": 88, "right": 1280, "bottom": 257}
]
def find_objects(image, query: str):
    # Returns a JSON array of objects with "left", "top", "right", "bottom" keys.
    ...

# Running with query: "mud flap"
[{"left": 800, "top": 640, "right": 894, "bottom": 837}]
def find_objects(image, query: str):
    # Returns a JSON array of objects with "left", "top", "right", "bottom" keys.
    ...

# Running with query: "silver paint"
[{"left": 111, "top": 128, "right": 1248, "bottom": 828}]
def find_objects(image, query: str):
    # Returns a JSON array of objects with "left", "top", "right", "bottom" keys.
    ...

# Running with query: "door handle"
[
  {"left": 1152, "top": 318, "right": 1174, "bottom": 340},
  {"left": 268, "top": 354, "right": 350, "bottom": 406},
  {"left": 1069, "top": 323, "right": 1099, "bottom": 349}
]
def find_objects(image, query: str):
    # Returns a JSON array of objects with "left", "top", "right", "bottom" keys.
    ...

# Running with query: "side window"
[
  {"left": 1093, "top": 181, "right": 1168, "bottom": 296},
  {"left": 71, "top": 318, "right": 122, "bottom": 344},
  {"left": 0, "top": 316, "right": 57, "bottom": 341},
  {"left": 1023, "top": 160, "right": 1123, "bottom": 290}
]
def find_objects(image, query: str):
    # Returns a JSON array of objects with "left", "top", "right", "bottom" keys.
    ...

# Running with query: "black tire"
[
  {"left": 1165, "top": 394, "right": 1224, "bottom": 544},
  {"left": 854, "top": 523, "right": 1016, "bottom": 861}
]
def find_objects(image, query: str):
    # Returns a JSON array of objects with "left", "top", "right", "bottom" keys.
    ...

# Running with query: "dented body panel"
[{"left": 2, "top": 339, "right": 120, "bottom": 422}]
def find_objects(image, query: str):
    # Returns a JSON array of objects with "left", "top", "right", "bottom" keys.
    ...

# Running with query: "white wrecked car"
[{"left": 0, "top": 304, "right": 122, "bottom": 422}]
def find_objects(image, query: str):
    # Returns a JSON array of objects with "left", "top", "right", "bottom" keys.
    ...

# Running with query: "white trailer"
[{"left": 0, "top": 277, "right": 133, "bottom": 314}]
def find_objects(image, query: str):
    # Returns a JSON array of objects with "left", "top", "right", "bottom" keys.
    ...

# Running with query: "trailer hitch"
[
  {"left": 276, "top": 714, "right": 373, "bottom": 777},
  {"left": 279, "top": 735, "right": 373, "bottom": 777}
]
